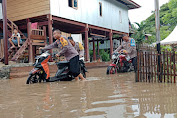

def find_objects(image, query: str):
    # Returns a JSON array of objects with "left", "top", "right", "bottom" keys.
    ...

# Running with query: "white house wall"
[
  {"left": 71, "top": 34, "right": 83, "bottom": 43},
  {"left": 0, "top": 3, "right": 2, "bottom": 19},
  {"left": 50, "top": 0, "right": 129, "bottom": 33}
]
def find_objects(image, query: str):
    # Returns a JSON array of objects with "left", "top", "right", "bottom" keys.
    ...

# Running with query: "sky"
[{"left": 129, "top": 0, "right": 169, "bottom": 24}]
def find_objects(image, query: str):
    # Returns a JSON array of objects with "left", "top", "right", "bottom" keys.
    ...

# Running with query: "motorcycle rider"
[
  {"left": 39, "top": 29, "right": 85, "bottom": 81},
  {"left": 114, "top": 34, "right": 137, "bottom": 71},
  {"left": 68, "top": 36, "right": 84, "bottom": 58}
]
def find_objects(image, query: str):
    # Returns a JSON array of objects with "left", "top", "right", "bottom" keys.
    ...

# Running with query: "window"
[
  {"left": 74, "top": 0, "right": 78, "bottom": 8},
  {"left": 99, "top": 2, "right": 102, "bottom": 16},
  {"left": 68, "top": 0, "right": 78, "bottom": 9},
  {"left": 68, "top": 0, "right": 72, "bottom": 7},
  {"left": 119, "top": 10, "right": 122, "bottom": 23}
]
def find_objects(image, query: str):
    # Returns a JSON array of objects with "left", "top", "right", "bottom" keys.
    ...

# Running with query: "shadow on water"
[{"left": 0, "top": 67, "right": 177, "bottom": 118}]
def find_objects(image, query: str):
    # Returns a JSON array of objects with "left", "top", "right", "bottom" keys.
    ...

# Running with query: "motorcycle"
[
  {"left": 106, "top": 52, "right": 134, "bottom": 74},
  {"left": 26, "top": 51, "right": 87, "bottom": 84}
]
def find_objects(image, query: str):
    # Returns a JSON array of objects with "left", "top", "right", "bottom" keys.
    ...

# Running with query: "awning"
[{"left": 160, "top": 26, "right": 177, "bottom": 45}]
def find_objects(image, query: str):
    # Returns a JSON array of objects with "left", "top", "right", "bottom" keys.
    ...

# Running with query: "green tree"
[
  {"left": 162, "top": 0, "right": 177, "bottom": 26},
  {"left": 133, "top": 1, "right": 176, "bottom": 44}
]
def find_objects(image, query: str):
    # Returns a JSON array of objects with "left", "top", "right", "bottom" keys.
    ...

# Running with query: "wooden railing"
[
  {"left": 11, "top": 22, "right": 46, "bottom": 61},
  {"left": 7, "top": 18, "right": 18, "bottom": 31},
  {"left": 30, "top": 28, "right": 46, "bottom": 40},
  {"left": 31, "top": 29, "right": 44, "bottom": 36},
  {"left": 7, "top": 19, "right": 27, "bottom": 40}
]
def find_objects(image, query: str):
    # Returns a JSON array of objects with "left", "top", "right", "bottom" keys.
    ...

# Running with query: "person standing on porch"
[
  {"left": 8, "top": 29, "right": 22, "bottom": 49},
  {"left": 39, "top": 29, "right": 86, "bottom": 81},
  {"left": 114, "top": 34, "right": 137, "bottom": 71}
]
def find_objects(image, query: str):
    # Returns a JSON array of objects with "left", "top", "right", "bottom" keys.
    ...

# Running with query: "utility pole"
[
  {"left": 155, "top": 0, "right": 161, "bottom": 82},
  {"left": 2, "top": 0, "right": 8, "bottom": 65}
]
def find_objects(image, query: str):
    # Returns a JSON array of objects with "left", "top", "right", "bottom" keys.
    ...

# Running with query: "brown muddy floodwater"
[{"left": 1, "top": 68, "right": 177, "bottom": 118}]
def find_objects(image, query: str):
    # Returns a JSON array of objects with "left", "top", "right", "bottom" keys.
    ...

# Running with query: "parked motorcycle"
[
  {"left": 26, "top": 51, "right": 87, "bottom": 84},
  {"left": 106, "top": 52, "right": 134, "bottom": 74}
]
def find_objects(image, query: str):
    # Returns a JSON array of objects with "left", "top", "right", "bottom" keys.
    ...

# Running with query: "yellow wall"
[{"left": 7, "top": 0, "right": 50, "bottom": 21}]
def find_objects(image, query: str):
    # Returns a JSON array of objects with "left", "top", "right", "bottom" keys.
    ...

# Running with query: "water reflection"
[
  {"left": 130, "top": 83, "right": 177, "bottom": 118},
  {"left": 0, "top": 68, "right": 177, "bottom": 118}
]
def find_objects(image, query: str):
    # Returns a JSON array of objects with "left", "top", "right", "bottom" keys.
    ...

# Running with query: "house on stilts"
[{"left": 0, "top": 0, "right": 140, "bottom": 64}]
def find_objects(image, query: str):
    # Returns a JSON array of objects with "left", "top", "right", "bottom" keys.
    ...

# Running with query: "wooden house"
[{"left": 0, "top": 0, "right": 140, "bottom": 64}]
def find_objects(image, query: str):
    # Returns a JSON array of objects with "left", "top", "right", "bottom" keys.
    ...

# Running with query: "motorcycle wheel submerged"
[
  {"left": 107, "top": 66, "right": 117, "bottom": 74},
  {"left": 26, "top": 74, "right": 42, "bottom": 84}
]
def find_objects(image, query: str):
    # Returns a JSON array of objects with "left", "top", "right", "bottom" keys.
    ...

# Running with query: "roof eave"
[
  {"left": 116, "top": 0, "right": 141, "bottom": 10},
  {"left": 127, "top": 0, "right": 141, "bottom": 9}
]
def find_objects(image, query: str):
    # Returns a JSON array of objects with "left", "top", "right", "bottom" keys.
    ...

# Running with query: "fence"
[{"left": 136, "top": 45, "right": 177, "bottom": 83}]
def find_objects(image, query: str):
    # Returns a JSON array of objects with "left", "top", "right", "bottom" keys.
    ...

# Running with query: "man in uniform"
[
  {"left": 39, "top": 29, "right": 85, "bottom": 81},
  {"left": 68, "top": 37, "right": 84, "bottom": 58},
  {"left": 114, "top": 34, "right": 137, "bottom": 71}
]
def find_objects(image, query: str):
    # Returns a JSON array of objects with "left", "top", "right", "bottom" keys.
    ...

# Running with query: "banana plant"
[{"left": 132, "top": 22, "right": 146, "bottom": 45}]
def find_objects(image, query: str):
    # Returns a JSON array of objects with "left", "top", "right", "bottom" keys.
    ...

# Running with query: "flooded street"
[{"left": 1, "top": 67, "right": 177, "bottom": 118}]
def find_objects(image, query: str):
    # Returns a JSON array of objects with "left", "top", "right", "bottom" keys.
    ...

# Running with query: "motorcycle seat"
[
  {"left": 56, "top": 61, "right": 69, "bottom": 64},
  {"left": 56, "top": 61, "right": 69, "bottom": 69}
]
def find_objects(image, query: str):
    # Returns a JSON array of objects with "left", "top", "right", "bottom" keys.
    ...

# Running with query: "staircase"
[
  {"left": 0, "top": 18, "right": 29, "bottom": 62},
  {"left": 1, "top": 19, "right": 47, "bottom": 63}
]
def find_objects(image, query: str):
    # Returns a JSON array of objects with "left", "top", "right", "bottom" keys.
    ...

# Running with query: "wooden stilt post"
[
  {"left": 33, "top": 46, "right": 36, "bottom": 61},
  {"left": 2, "top": 0, "right": 8, "bottom": 65},
  {"left": 27, "top": 22, "right": 33, "bottom": 63},
  {"left": 43, "top": 26, "right": 47, "bottom": 45},
  {"left": 93, "top": 38, "right": 96, "bottom": 61},
  {"left": 109, "top": 30, "right": 113, "bottom": 59},
  {"left": 85, "top": 24, "right": 89, "bottom": 61},
  {"left": 97, "top": 40, "right": 99, "bottom": 57},
  {"left": 48, "top": 14, "right": 53, "bottom": 61}
]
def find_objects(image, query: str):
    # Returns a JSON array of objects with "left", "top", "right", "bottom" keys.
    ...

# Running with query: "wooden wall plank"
[{"left": 7, "top": 0, "right": 50, "bottom": 21}]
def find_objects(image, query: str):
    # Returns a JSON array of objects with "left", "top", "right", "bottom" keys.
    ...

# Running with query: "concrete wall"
[{"left": 50, "top": 0, "right": 129, "bottom": 33}]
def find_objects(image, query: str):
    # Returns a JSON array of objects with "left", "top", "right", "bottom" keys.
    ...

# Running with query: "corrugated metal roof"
[{"left": 116, "top": 0, "right": 141, "bottom": 9}]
